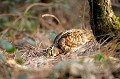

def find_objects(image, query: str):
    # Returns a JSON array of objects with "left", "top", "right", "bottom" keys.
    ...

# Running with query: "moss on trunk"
[{"left": 88, "top": 0, "right": 120, "bottom": 37}]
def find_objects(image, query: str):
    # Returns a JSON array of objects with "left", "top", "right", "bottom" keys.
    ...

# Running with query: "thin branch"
[
  {"left": 24, "top": 3, "right": 51, "bottom": 14},
  {"left": 0, "top": 14, "right": 19, "bottom": 17},
  {"left": 42, "top": 14, "right": 62, "bottom": 26}
]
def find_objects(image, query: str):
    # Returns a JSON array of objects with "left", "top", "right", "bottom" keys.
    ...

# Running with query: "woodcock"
[{"left": 46, "top": 29, "right": 100, "bottom": 56}]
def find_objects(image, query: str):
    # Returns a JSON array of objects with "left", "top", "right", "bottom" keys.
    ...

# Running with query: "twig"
[
  {"left": 0, "top": 28, "right": 9, "bottom": 40},
  {"left": 100, "top": 36, "right": 112, "bottom": 45},
  {"left": 42, "top": 14, "right": 62, "bottom": 26},
  {"left": 24, "top": 3, "right": 51, "bottom": 14},
  {"left": 0, "top": 14, "right": 19, "bottom": 17}
]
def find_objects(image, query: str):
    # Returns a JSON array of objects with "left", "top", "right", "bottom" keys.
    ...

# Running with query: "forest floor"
[{"left": 0, "top": 1, "right": 120, "bottom": 79}]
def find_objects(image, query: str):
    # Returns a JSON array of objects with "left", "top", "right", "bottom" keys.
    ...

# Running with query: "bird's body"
[{"left": 47, "top": 29, "right": 99, "bottom": 56}]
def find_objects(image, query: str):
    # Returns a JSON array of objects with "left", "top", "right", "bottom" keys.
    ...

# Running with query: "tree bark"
[{"left": 88, "top": 0, "right": 120, "bottom": 39}]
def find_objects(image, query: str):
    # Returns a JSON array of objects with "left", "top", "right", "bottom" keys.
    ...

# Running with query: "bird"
[{"left": 46, "top": 29, "right": 99, "bottom": 56}]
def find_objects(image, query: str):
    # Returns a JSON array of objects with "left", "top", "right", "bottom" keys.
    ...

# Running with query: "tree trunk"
[{"left": 88, "top": 0, "right": 120, "bottom": 40}]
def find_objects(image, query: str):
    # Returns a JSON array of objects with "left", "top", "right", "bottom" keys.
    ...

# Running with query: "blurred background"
[
  {"left": 0, "top": 0, "right": 120, "bottom": 32},
  {"left": 0, "top": 0, "right": 120, "bottom": 47},
  {"left": 0, "top": 0, "right": 120, "bottom": 51},
  {"left": 0, "top": 0, "right": 120, "bottom": 79}
]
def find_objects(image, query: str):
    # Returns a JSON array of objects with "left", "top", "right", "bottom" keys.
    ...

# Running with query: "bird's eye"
[{"left": 49, "top": 46, "right": 52, "bottom": 49}]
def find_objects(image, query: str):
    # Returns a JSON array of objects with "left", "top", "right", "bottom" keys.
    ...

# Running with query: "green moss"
[{"left": 112, "top": 16, "right": 120, "bottom": 29}]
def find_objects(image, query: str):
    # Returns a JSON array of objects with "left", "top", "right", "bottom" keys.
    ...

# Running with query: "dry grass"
[{"left": 0, "top": 0, "right": 120, "bottom": 79}]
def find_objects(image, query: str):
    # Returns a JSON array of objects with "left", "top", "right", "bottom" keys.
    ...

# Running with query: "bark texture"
[{"left": 88, "top": 0, "right": 120, "bottom": 38}]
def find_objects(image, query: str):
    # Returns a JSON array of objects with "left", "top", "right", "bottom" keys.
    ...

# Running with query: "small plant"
[{"left": 0, "top": 40, "right": 16, "bottom": 54}]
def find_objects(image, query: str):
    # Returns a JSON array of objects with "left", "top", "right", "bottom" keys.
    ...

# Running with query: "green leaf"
[
  {"left": 17, "top": 74, "right": 27, "bottom": 79},
  {"left": 116, "top": 44, "right": 120, "bottom": 51},
  {"left": 0, "top": 24, "right": 6, "bottom": 30},
  {"left": 28, "top": 20, "right": 38, "bottom": 32},
  {"left": 0, "top": 16, "right": 9, "bottom": 22},
  {"left": 15, "top": 50, "right": 24, "bottom": 65},
  {"left": 94, "top": 54, "right": 105, "bottom": 61},
  {"left": 61, "top": 0, "right": 66, "bottom": 4},
  {"left": 20, "top": 19, "right": 31, "bottom": 28},
  {"left": 50, "top": 32, "right": 56, "bottom": 41},
  {"left": 4, "top": 32, "right": 11, "bottom": 37},
  {"left": 26, "top": 39, "right": 36, "bottom": 46},
  {"left": 20, "top": 19, "right": 38, "bottom": 32},
  {"left": 4, "top": 22, "right": 13, "bottom": 27},
  {"left": 25, "top": 12, "right": 34, "bottom": 18},
  {"left": 0, "top": 40, "right": 16, "bottom": 53},
  {"left": 0, "top": 54, "right": 6, "bottom": 60},
  {"left": 15, "top": 58, "right": 24, "bottom": 65}
]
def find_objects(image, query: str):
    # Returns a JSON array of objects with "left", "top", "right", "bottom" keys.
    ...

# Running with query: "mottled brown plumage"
[{"left": 47, "top": 29, "right": 99, "bottom": 56}]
